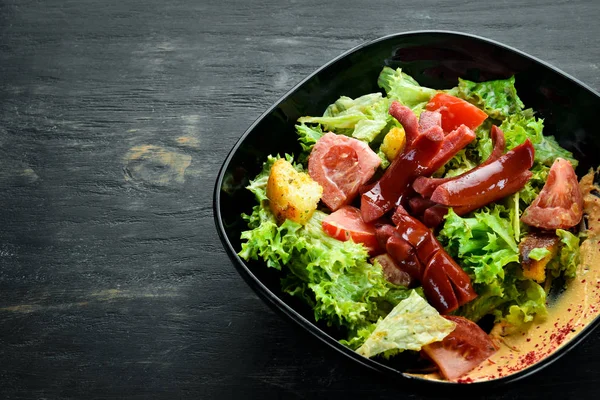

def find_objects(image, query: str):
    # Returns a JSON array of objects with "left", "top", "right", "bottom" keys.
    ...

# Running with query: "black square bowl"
[{"left": 214, "top": 30, "right": 600, "bottom": 386}]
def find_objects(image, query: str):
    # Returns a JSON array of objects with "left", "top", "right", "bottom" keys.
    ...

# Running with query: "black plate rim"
[{"left": 213, "top": 30, "right": 600, "bottom": 387}]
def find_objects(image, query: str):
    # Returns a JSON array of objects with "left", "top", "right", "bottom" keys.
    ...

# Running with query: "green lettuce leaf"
[
  {"left": 519, "top": 163, "right": 549, "bottom": 205},
  {"left": 507, "top": 192, "right": 522, "bottom": 242},
  {"left": 546, "top": 229, "right": 580, "bottom": 280},
  {"left": 498, "top": 110, "right": 577, "bottom": 168},
  {"left": 498, "top": 109, "right": 544, "bottom": 150},
  {"left": 322, "top": 93, "right": 382, "bottom": 117},
  {"left": 498, "top": 278, "right": 548, "bottom": 328},
  {"left": 356, "top": 291, "right": 455, "bottom": 358},
  {"left": 297, "top": 93, "right": 390, "bottom": 143},
  {"left": 296, "top": 123, "right": 324, "bottom": 152},
  {"left": 534, "top": 135, "right": 579, "bottom": 168},
  {"left": 457, "top": 265, "right": 547, "bottom": 328},
  {"left": 556, "top": 229, "right": 580, "bottom": 279},
  {"left": 352, "top": 117, "right": 388, "bottom": 142},
  {"left": 528, "top": 247, "right": 551, "bottom": 261},
  {"left": 472, "top": 120, "right": 495, "bottom": 164},
  {"left": 377, "top": 67, "right": 436, "bottom": 113},
  {"left": 455, "top": 76, "right": 524, "bottom": 120},
  {"left": 376, "top": 148, "right": 391, "bottom": 170},
  {"left": 435, "top": 149, "right": 478, "bottom": 178},
  {"left": 296, "top": 123, "right": 324, "bottom": 162},
  {"left": 439, "top": 206, "right": 519, "bottom": 285},
  {"left": 340, "top": 324, "right": 377, "bottom": 350}
]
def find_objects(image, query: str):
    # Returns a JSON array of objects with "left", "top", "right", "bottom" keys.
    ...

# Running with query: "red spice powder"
[
  {"left": 522, "top": 351, "right": 537, "bottom": 365},
  {"left": 505, "top": 321, "right": 577, "bottom": 374}
]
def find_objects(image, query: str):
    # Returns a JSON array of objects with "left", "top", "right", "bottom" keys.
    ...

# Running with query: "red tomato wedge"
[
  {"left": 426, "top": 93, "right": 488, "bottom": 133},
  {"left": 422, "top": 316, "right": 498, "bottom": 381},
  {"left": 322, "top": 205, "right": 381, "bottom": 255},
  {"left": 521, "top": 158, "right": 584, "bottom": 229}
]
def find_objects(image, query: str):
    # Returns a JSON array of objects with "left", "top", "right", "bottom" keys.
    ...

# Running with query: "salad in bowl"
[{"left": 236, "top": 65, "right": 599, "bottom": 382}]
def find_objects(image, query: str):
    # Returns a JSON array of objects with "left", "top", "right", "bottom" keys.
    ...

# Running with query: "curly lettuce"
[
  {"left": 546, "top": 229, "right": 581, "bottom": 280},
  {"left": 454, "top": 76, "right": 524, "bottom": 120},
  {"left": 499, "top": 109, "right": 544, "bottom": 150},
  {"left": 296, "top": 123, "right": 324, "bottom": 162},
  {"left": 377, "top": 66, "right": 436, "bottom": 114},
  {"left": 534, "top": 135, "right": 579, "bottom": 168},
  {"left": 439, "top": 206, "right": 519, "bottom": 285}
]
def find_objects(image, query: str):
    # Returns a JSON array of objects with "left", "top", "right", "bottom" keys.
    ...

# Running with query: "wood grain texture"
[{"left": 0, "top": 0, "right": 599, "bottom": 398}]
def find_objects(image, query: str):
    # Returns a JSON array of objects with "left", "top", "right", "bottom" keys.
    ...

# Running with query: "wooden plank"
[{"left": 0, "top": 0, "right": 599, "bottom": 398}]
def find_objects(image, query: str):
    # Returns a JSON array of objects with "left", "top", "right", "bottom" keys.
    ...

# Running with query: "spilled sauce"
[{"left": 411, "top": 169, "right": 600, "bottom": 383}]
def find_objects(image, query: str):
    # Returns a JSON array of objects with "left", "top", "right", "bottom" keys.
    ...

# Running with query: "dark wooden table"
[{"left": 1, "top": 0, "right": 599, "bottom": 398}]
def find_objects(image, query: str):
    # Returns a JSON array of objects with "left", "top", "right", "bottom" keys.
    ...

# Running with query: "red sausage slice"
[
  {"left": 372, "top": 253, "right": 415, "bottom": 287},
  {"left": 361, "top": 118, "right": 444, "bottom": 222},
  {"left": 430, "top": 139, "right": 535, "bottom": 207}
]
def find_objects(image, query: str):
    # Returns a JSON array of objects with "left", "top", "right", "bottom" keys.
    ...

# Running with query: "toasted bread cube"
[
  {"left": 519, "top": 233, "right": 560, "bottom": 283},
  {"left": 266, "top": 159, "right": 323, "bottom": 224},
  {"left": 380, "top": 126, "right": 406, "bottom": 161},
  {"left": 523, "top": 253, "right": 555, "bottom": 283}
]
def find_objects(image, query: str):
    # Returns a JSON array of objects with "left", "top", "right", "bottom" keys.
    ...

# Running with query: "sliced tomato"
[
  {"left": 426, "top": 93, "right": 488, "bottom": 133},
  {"left": 521, "top": 158, "right": 584, "bottom": 229},
  {"left": 422, "top": 316, "right": 498, "bottom": 381},
  {"left": 322, "top": 205, "right": 381, "bottom": 254}
]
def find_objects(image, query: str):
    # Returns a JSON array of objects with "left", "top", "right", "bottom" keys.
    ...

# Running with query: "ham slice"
[
  {"left": 418, "top": 111, "right": 443, "bottom": 138},
  {"left": 308, "top": 132, "right": 381, "bottom": 211},
  {"left": 422, "top": 316, "right": 498, "bottom": 381},
  {"left": 388, "top": 101, "right": 419, "bottom": 145}
]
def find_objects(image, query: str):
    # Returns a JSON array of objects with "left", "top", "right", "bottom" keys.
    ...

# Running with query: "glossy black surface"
[{"left": 215, "top": 31, "right": 600, "bottom": 385}]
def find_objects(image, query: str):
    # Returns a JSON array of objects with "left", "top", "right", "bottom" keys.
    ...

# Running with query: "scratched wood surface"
[{"left": 0, "top": 0, "right": 599, "bottom": 398}]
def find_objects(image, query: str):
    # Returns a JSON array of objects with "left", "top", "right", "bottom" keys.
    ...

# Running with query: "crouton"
[
  {"left": 519, "top": 232, "right": 560, "bottom": 283},
  {"left": 266, "top": 159, "right": 322, "bottom": 224}
]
